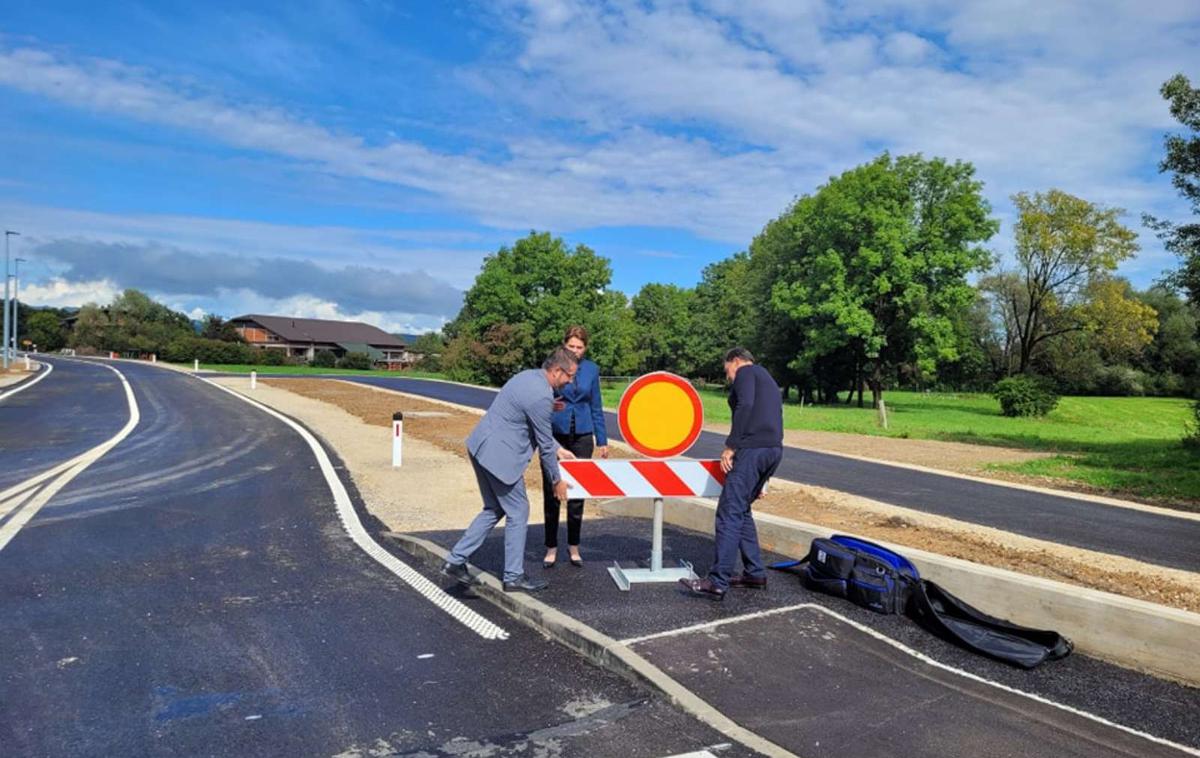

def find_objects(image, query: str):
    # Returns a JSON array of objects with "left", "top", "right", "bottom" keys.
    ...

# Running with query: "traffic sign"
[{"left": 617, "top": 371, "right": 703, "bottom": 458}]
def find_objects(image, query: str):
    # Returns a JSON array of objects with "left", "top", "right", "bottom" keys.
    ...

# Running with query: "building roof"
[{"left": 231, "top": 314, "right": 406, "bottom": 348}]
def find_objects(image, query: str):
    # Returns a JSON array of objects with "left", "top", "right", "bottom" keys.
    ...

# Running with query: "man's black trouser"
[
  {"left": 708, "top": 446, "right": 783, "bottom": 590},
  {"left": 541, "top": 431, "right": 594, "bottom": 548}
]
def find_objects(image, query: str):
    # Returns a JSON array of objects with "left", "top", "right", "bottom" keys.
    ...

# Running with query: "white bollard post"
[
  {"left": 151, "top": 353, "right": 157, "bottom": 363},
  {"left": 194, "top": 359, "right": 199, "bottom": 372},
  {"left": 24, "top": 354, "right": 31, "bottom": 370},
  {"left": 392, "top": 411, "right": 404, "bottom": 467},
  {"left": 250, "top": 370, "right": 257, "bottom": 390}
]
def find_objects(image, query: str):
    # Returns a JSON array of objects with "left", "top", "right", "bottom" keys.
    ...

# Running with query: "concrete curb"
[
  {"left": 380, "top": 531, "right": 795, "bottom": 758},
  {"left": 596, "top": 498, "right": 1200, "bottom": 686}
]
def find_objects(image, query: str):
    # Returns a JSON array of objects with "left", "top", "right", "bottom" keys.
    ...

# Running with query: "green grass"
[
  {"left": 172, "top": 362, "right": 447, "bottom": 380},
  {"left": 601, "top": 383, "right": 1200, "bottom": 506}
]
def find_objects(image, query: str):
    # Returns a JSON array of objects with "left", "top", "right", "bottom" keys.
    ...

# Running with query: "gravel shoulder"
[{"left": 237, "top": 377, "right": 1200, "bottom": 614}]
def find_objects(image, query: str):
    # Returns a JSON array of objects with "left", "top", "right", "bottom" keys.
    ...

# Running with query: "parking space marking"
[
  {"left": 198, "top": 375, "right": 511, "bottom": 641},
  {"left": 625, "top": 603, "right": 1199, "bottom": 757}
]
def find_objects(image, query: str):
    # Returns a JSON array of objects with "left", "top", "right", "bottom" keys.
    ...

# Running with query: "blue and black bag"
[
  {"left": 771, "top": 534, "right": 1074, "bottom": 668},
  {"left": 773, "top": 534, "right": 920, "bottom": 615}
]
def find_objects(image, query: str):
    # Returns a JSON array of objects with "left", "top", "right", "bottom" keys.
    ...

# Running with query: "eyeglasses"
[{"left": 558, "top": 367, "right": 577, "bottom": 380}]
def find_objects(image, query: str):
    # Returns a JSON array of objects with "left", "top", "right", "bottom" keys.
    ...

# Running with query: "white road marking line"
[
  {"left": 198, "top": 376, "right": 510, "bottom": 641},
  {"left": 626, "top": 603, "right": 1200, "bottom": 757},
  {"left": 0, "top": 359, "right": 52, "bottom": 402},
  {"left": 659, "top": 751, "right": 722, "bottom": 758},
  {"left": 0, "top": 363, "right": 139, "bottom": 552},
  {"left": 0, "top": 479, "right": 47, "bottom": 525},
  {"left": 620, "top": 604, "right": 814, "bottom": 646}
]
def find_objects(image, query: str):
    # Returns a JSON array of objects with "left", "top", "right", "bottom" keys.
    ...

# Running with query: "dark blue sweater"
[{"left": 725, "top": 364, "right": 783, "bottom": 450}]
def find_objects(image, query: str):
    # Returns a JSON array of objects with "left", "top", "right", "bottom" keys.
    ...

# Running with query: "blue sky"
[{"left": 1, "top": 1, "right": 1198, "bottom": 333}]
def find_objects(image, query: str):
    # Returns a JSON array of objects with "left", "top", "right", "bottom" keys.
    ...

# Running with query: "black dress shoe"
[
  {"left": 543, "top": 559, "right": 557, "bottom": 569},
  {"left": 679, "top": 577, "right": 726, "bottom": 600},
  {"left": 503, "top": 575, "right": 549, "bottom": 593},
  {"left": 729, "top": 573, "right": 767, "bottom": 589},
  {"left": 569, "top": 556, "right": 583, "bottom": 568},
  {"left": 441, "top": 561, "right": 474, "bottom": 586}
]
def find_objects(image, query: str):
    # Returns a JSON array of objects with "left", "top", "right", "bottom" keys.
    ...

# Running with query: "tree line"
[{"left": 441, "top": 75, "right": 1200, "bottom": 416}]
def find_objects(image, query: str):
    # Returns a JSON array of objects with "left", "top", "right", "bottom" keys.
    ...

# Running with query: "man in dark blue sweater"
[{"left": 681, "top": 347, "right": 784, "bottom": 600}]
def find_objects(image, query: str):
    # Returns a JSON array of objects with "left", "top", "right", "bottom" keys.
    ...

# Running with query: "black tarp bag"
[
  {"left": 771, "top": 535, "right": 1074, "bottom": 669},
  {"left": 909, "top": 578, "right": 1074, "bottom": 669}
]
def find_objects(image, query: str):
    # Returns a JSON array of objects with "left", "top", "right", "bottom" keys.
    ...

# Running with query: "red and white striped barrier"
[{"left": 560, "top": 459, "right": 725, "bottom": 499}]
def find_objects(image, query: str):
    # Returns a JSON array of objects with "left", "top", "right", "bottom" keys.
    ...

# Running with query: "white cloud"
[{"left": 18, "top": 278, "right": 121, "bottom": 308}]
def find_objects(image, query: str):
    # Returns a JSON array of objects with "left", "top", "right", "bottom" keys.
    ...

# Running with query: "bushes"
[
  {"left": 253, "top": 348, "right": 287, "bottom": 366},
  {"left": 311, "top": 350, "right": 337, "bottom": 368},
  {"left": 336, "top": 352, "right": 373, "bottom": 370},
  {"left": 162, "top": 336, "right": 253, "bottom": 365},
  {"left": 993, "top": 375, "right": 1060, "bottom": 417},
  {"left": 1092, "top": 366, "right": 1148, "bottom": 396}
]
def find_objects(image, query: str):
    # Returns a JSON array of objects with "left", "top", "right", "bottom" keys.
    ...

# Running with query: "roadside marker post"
[
  {"left": 24, "top": 354, "right": 30, "bottom": 370},
  {"left": 194, "top": 359, "right": 199, "bottom": 372},
  {"left": 250, "top": 370, "right": 257, "bottom": 390},
  {"left": 566, "top": 371, "right": 716, "bottom": 591},
  {"left": 151, "top": 353, "right": 157, "bottom": 363},
  {"left": 392, "top": 411, "right": 403, "bottom": 467}
]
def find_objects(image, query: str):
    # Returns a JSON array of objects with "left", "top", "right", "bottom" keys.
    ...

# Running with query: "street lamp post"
[
  {"left": 3, "top": 230, "right": 18, "bottom": 370},
  {"left": 12, "top": 257, "right": 27, "bottom": 358}
]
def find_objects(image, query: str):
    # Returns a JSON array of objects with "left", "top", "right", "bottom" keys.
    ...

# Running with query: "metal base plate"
[{"left": 608, "top": 560, "right": 696, "bottom": 592}]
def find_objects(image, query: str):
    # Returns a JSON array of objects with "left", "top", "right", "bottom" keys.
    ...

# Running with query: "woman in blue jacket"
[{"left": 542, "top": 325, "right": 609, "bottom": 568}]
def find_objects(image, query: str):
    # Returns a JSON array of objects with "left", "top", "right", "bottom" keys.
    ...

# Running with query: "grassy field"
[
  {"left": 175, "top": 362, "right": 447, "bottom": 380},
  {"left": 601, "top": 384, "right": 1199, "bottom": 506}
]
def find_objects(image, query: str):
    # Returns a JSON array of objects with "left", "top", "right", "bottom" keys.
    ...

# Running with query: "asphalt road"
[
  {"left": 0, "top": 358, "right": 750, "bottom": 758},
  {"left": 418, "top": 518, "right": 1200, "bottom": 757},
  {"left": 0, "top": 359, "right": 129, "bottom": 491},
  {"left": 338, "top": 375, "right": 1200, "bottom": 573}
]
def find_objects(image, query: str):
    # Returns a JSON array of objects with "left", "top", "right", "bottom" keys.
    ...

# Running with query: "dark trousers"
[
  {"left": 542, "top": 432, "right": 594, "bottom": 548},
  {"left": 707, "top": 446, "right": 783, "bottom": 590}
]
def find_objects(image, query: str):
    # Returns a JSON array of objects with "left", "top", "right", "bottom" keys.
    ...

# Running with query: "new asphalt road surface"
[
  {"left": 0, "top": 357, "right": 749, "bottom": 757},
  {"left": 338, "top": 375, "right": 1200, "bottom": 573}
]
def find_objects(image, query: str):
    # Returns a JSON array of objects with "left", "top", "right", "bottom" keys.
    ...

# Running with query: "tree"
[
  {"left": 69, "top": 304, "right": 110, "bottom": 350},
  {"left": 200, "top": 314, "right": 242, "bottom": 342},
  {"left": 768, "top": 153, "right": 999, "bottom": 407},
  {"left": 26, "top": 310, "right": 66, "bottom": 352},
  {"left": 105, "top": 289, "right": 193, "bottom": 354},
  {"left": 630, "top": 283, "right": 696, "bottom": 374},
  {"left": 689, "top": 253, "right": 755, "bottom": 381},
  {"left": 1079, "top": 278, "right": 1158, "bottom": 364},
  {"left": 1001, "top": 190, "right": 1139, "bottom": 373},
  {"left": 1147, "top": 74, "right": 1200, "bottom": 304},
  {"left": 447, "top": 232, "right": 624, "bottom": 379},
  {"left": 410, "top": 332, "right": 445, "bottom": 371}
]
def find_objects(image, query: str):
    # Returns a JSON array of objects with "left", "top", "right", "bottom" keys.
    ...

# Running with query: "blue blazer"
[{"left": 551, "top": 358, "right": 608, "bottom": 445}]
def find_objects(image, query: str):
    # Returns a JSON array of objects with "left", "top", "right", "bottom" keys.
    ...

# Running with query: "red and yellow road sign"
[{"left": 617, "top": 371, "right": 704, "bottom": 458}]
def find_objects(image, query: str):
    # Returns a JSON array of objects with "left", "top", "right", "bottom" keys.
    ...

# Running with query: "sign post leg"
[{"left": 650, "top": 497, "right": 663, "bottom": 572}]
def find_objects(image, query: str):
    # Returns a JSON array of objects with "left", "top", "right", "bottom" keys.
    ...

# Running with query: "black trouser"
[{"left": 542, "top": 432, "right": 594, "bottom": 548}]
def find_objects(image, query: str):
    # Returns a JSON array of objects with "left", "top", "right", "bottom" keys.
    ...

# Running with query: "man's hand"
[
  {"left": 557, "top": 447, "right": 576, "bottom": 461},
  {"left": 554, "top": 479, "right": 570, "bottom": 501},
  {"left": 596, "top": 445, "right": 609, "bottom": 459},
  {"left": 720, "top": 447, "right": 736, "bottom": 473}
]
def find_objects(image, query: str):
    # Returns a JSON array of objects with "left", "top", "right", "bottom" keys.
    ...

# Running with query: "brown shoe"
[
  {"left": 729, "top": 573, "right": 767, "bottom": 590},
  {"left": 679, "top": 577, "right": 726, "bottom": 600}
]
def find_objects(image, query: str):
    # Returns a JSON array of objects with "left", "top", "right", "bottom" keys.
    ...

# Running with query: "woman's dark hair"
[
  {"left": 563, "top": 325, "right": 590, "bottom": 346},
  {"left": 723, "top": 347, "right": 755, "bottom": 364}
]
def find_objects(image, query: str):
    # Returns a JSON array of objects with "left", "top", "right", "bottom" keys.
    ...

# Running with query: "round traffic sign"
[{"left": 617, "top": 372, "right": 704, "bottom": 458}]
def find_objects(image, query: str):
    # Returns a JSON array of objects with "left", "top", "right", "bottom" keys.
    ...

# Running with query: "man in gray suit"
[{"left": 442, "top": 347, "right": 579, "bottom": 592}]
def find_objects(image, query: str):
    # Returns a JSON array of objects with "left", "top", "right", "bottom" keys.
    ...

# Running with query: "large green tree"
[
  {"left": 1147, "top": 74, "right": 1200, "bottom": 304},
  {"left": 26, "top": 310, "right": 66, "bottom": 352},
  {"left": 991, "top": 190, "right": 1139, "bottom": 373},
  {"left": 444, "top": 232, "right": 625, "bottom": 382},
  {"left": 689, "top": 253, "right": 755, "bottom": 381},
  {"left": 630, "top": 283, "right": 697, "bottom": 374},
  {"left": 767, "top": 153, "right": 998, "bottom": 407}
]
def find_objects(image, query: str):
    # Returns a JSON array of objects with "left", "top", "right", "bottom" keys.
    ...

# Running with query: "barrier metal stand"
[{"left": 608, "top": 496, "right": 696, "bottom": 591}]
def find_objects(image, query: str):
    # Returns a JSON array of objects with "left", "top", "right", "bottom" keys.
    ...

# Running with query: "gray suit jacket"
[{"left": 466, "top": 369, "right": 561, "bottom": 486}]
